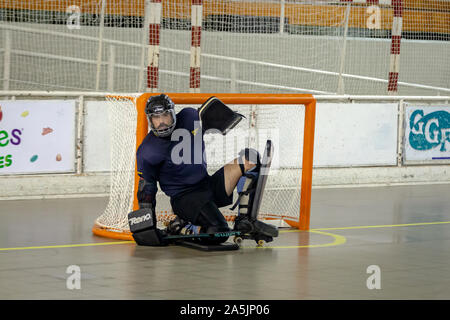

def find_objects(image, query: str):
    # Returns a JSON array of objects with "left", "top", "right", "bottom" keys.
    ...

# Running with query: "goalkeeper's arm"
[
  {"left": 136, "top": 153, "right": 158, "bottom": 211},
  {"left": 137, "top": 176, "right": 157, "bottom": 210}
]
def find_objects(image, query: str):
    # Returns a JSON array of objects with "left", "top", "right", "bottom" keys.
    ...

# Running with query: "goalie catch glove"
[{"left": 198, "top": 96, "right": 245, "bottom": 135}]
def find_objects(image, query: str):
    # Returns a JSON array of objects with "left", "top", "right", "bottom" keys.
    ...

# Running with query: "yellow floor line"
[
  {"left": 242, "top": 230, "right": 347, "bottom": 249},
  {"left": 1, "top": 220, "right": 448, "bottom": 252},
  {"left": 311, "top": 220, "right": 450, "bottom": 232},
  {"left": 279, "top": 220, "right": 450, "bottom": 233},
  {"left": 0, "top": 241, "right": 133, "bottom": 252}
]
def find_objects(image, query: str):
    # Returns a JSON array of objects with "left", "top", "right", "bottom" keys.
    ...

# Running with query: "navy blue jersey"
[{"left": 136, "top": 107, "right": 208, "bottom": 201}]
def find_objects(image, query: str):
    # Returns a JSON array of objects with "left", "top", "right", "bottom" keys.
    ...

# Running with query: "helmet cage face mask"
[
  {"left": 148, "top": 109, "right": 176, "bottom": 137},
  {"left": 145, "top": 95, "right": 177, "bottom": 137}
]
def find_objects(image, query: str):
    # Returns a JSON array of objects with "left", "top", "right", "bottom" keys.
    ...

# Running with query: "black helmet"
[{"left": 145, "top": 94, "right": 177, "bottom": 137}]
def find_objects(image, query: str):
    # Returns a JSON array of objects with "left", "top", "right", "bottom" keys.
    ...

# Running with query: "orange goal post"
[{"left": 92, "top": 93, "right": 316, "bottom": 241}]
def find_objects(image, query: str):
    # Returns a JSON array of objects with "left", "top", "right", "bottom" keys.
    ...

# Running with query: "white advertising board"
[
  {"left": 0, "top": 100, "right": 76, "bottom": 175},
  {"left": 314, "top": 103, "right": 398, "bottom": 167},
  {"left": 82, "top": 102, "right": 400, "bottom": 172},
  {"left": 83, "top": 101, "right": 111, "bottom": 172},
  {"left": 403, "top": 104, "right": 450, "bottom": 163}
]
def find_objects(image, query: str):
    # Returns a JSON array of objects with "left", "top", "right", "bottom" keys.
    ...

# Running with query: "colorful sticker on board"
[
  {"left": 56, "top": 154, "right": 62, "bottom": 161},
  {"left": 21, "top": 111, "right": 29, "bottom": 118},
  {"left": 42, "top": 127, "right": 53, "bottom": 136},
  {"left": 30, "top": 155, "right": 38, "bottom": 162}
]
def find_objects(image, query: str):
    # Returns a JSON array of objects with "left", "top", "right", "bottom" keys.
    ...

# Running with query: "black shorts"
[{"left": 170, "top": 167, "right": 233, "bottom": 224}]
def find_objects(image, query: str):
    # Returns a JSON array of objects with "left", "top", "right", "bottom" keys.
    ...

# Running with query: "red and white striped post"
[
  {"left": 147, "top": 0, "right": 162, "bottom": 92},
  {"left": 190, "top": 0, "right": 203, "bottom": 93},
  {"left": 339, "top": 0, "right": 403, "bottom": 94},
  {"left": 388, "top": 0, "right": 403, "bottom": 94}
]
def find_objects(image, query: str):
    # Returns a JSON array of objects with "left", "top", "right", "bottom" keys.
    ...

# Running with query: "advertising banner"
[
  {"left": 314, "top": 103, "right": 398, "bottom": 167},
  {"left": 0, "top": 100, "right": 76, "bottom": 174},
  {"left": 404, "top": 104, "right": 450, "bottom": 163}
]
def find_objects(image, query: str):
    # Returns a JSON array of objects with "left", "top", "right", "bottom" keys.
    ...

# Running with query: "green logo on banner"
[{"left": 409, "top": 110, "right": 450, "bottom": 152}]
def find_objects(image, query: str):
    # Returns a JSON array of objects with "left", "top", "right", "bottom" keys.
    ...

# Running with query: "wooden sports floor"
[{"left": 1, "top": 183, "right": 450, "bottom": 300}]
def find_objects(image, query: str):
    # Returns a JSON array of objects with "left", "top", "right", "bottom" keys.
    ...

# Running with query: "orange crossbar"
[{"left": 134, "top": 93, "right": 316, "bottom": 231}]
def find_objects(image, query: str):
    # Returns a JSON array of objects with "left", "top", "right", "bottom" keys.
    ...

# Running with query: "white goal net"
[{"left": 94, "top": 94, "right": 308, "bottom": 236}]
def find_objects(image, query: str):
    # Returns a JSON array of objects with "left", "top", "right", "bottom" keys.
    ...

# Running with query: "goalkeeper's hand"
[{"left": 139, "top": 202, "right": 152, "bottom": 209}]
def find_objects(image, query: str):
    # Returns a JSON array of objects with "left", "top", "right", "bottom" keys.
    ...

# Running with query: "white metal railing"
[
  {"left": 1, "top": 24, "right": 449, "bottom": 95},
  {"left": 1, "top": 91, "right": 449, "bottom": 101}
]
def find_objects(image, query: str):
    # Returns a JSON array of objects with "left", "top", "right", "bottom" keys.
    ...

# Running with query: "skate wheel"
[
  {"left": 257, "top": 240, "right": 265, "bottom": 247},
  {"left": 234, "top": 237, "right": 243, "bottom": 246}
]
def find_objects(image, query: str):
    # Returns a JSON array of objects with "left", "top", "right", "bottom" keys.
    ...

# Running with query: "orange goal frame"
[
  {"left": 134, "top": 93, "right": 316, "bottom": 230},
  {"left": 92, "top": 93, "right": 316, "bottom": 240}
]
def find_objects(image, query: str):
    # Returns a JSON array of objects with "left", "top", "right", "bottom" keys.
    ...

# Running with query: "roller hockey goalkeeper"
[{"left": 127, "top": 94, "right": 278, "bottom": 250}]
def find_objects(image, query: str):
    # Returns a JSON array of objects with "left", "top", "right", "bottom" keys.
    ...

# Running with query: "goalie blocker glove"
[
  {"left": 198, "top": 96, "right": 245, "bottom": 135},
  {"left": 128, "top": 208, "right": 168, "bottom": 246}
]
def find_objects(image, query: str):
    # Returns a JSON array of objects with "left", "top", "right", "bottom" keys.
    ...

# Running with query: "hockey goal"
[{"left": 92, "top": 93, "right": 316, "bottom": 240}]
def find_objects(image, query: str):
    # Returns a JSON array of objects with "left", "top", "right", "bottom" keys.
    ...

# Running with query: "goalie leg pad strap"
[{"left": 230, "top": 167, "right": 259, "bottom": 214}]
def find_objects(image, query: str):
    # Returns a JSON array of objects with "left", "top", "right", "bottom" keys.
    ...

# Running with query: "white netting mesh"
[
  {"left": 0, "top": 1, "right": 448, "bottom": 94},
  {"left": 201, "top": 103, "right": 305, "bottom": 222},
  {"left": 94, "top": 95, "right": 139, "bottom": 232},
  {"left": 95, "top": 95, "right": 305, "bottom": 233}
]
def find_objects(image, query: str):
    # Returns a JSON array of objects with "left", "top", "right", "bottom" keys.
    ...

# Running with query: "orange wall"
[{"left": 1, "top": 0, "right": 449, "bottom": 33}]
